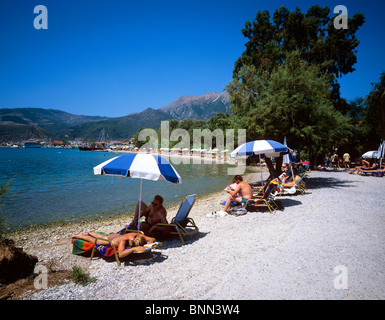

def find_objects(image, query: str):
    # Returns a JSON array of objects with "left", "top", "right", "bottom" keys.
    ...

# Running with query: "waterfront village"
[{"left": 0, "top": 138, "right": 233, "bottom": 161}]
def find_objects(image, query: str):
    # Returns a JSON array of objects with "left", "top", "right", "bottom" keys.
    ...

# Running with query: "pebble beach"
[{"left": 7, "top": 169, "right": 385, "bottom": 300}]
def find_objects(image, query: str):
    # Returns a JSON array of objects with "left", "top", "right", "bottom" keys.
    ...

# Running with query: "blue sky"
[{"left": 0, "top": 0, "right": 384, "bottom": 117}]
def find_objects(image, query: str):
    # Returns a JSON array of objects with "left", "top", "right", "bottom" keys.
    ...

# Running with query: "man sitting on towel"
[{"left": 218, "top": 175, "right": 253, "bottom": 216}]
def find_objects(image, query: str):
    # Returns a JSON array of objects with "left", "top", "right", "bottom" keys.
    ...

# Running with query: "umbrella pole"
[
  {"left": 138, "top": 178, "right": 142, "bottom": 232},
  {"left": 260, "top": 154, "right": 263, "bottom": 187}
]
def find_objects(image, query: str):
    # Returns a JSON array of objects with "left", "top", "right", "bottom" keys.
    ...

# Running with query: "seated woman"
[
  {"left": 71, "top": 231, "right": 156, "bottom": 259},
  {"left": 281, "top": 175, "right": 301, "bottom": 188},
  {"left": 278, "top": 164, "right": 292, "bottom": 183}
]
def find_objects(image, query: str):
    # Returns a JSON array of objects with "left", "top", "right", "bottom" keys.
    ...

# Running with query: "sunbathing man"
[
  {"left": 71, "top": 232, "right": 156, "bottom": 259},
  {"left": 349, "top": 160, "right": 379, "bottom": 174},
  {"left": 127, "top": 195, "right": 170, "bottom": 236},
  {"left": 218, "top": 175, "right": 253, "bottom": 215}
]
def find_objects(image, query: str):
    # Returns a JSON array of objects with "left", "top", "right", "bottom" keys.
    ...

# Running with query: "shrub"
[{"left": 72, "top": 265, "right": 97, "bottom": 286}]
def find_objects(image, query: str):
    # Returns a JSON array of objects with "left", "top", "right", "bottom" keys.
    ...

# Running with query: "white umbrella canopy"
[
  {"left": 362, "top": 150, "right": 378, "bottom": 159},
  {"left": 94, "top": 153, "right": 182, "bottom": 230}
]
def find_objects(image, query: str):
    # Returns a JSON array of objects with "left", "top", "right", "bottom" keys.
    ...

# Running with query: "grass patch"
[{"left": 72, "top": 265, "right": 97, "bottom": 286}]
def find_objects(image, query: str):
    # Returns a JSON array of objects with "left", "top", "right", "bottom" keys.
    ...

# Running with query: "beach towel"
[{"left": 220, "top": 200, "right": 238, "bottom": 206}]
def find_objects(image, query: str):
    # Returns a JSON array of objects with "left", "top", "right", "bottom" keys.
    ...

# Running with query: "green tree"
[
  {"left": 234, "top": 5, "right": 365, "bottom": 113},
  {"left": 227, "top": 51, "right": 350, "bottom": 164},
  {"left": 358, "top": 71, "right": 385, "bottom": 150},
  {"left": 366, "top": 72, "right": 385, "bottom": 140}
]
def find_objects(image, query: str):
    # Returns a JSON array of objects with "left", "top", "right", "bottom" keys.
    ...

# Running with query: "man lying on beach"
[
  {"left": 127, "top": 195, "right": 171, "bottom": 236},
  {"left": 71, "top": 232, "right": 156, "bottom": 259},
  {"left": 349, "top": 160, "right": 380, "bottom": 174},
  {"left": 218, "top": 175, "right": 253, "bottom": 216}
]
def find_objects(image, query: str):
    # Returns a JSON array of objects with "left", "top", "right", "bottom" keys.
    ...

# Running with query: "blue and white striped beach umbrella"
[
  {"left": 230, "top": 140, "right": 288, "bottom": 158},
  {"left": 94, "top": 153, "right": 181, "bottom": 183},
  {"left": 94, "top": 153, "right": 181, "bottom": 230}
]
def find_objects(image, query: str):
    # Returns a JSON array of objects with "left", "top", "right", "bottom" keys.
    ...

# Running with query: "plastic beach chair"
[
  {"left": 156, "top": 194, "right": 199, "bottom": 244},
  {"left": 245, "top": 180, "right": 279, "bottom": 213},
  {"left": 291, "top": 175, "right": 307, "bottom": 194},
  {"left": 279, "top": 175, "right": 307, "bottom": 195}
]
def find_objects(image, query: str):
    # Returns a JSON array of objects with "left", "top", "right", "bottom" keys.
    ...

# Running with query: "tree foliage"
[
  {"left": 358, "top": 72, "right": 385, "bottom": 149},
  {"left": 227, "top": 51, "right": 350, "bottom": 162},
  {"left": 234, "top": 5, "right": 365, "bottom": 113},
  {"left": 235, "top": 5, "right": 365, "bottom": 77}
]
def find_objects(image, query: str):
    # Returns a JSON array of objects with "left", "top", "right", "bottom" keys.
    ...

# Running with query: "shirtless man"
[
  {"left": 71, "top": 232, "right": 156, "bottom": 259},
  {"left": 128, "top": 195, "right": 170, "bottom": 235},
  {"left": 349, "top": 159, "right": 378, "bottom": 174},
  {"left": 219, "top": 175, "right": 253, "bottom": 215}
]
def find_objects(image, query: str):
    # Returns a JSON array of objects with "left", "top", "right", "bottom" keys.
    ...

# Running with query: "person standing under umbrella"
[{"left": 127, "top": 195, "right": 170, "bottom": 235}]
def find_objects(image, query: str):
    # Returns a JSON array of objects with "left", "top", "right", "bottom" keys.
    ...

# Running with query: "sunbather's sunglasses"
[{"left": 151, "top": 201, "right": 159, "bottom": 206}]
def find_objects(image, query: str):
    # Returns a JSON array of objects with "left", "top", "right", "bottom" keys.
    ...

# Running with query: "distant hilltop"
[
  {"left": 159, "top": 92, "right": 230, "bottom": 120},
  {"left": 0, "top": 92, "right": 231, "bottom": 143}
]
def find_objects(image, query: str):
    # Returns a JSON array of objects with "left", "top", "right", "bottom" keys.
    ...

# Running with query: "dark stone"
[{"left": 0, "top": 238, "right": 38, "bottom": 284}]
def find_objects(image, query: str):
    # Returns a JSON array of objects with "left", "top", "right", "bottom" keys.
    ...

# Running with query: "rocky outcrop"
[
  {"left": 160, "top": 92, "right": 231, "bottom": 120},
  {"left": 0, "top": 238, "right": 38, "bottom": 284}
]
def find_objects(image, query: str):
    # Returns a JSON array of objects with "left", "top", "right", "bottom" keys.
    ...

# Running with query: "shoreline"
[
  {"left": 2, "top": 148, "right": 252, "bottom": 233},
  {"left": 7, "top": 170, "right": 258, "bottom": 238},
  {"left": 4, "top": 169, "right": 385, "bottom": 300},
  {"left": 4, "top": 158, "right": 259, "bottom": 234}
]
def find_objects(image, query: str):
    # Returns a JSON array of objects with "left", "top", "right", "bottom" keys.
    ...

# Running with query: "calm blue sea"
[{"left": 0, "top": 147, "right": 235, "bottom": 230}]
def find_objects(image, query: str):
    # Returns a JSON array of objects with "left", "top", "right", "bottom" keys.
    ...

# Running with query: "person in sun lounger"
[
  {"left": 71, "top": 231, "right": 156, "bottom": 258},
  {"left": 127, "top": 195, "right": 171, "bottom": 236},
  {"left": 349, "top": 160, "right": 380, "bottom": 174},
  {"left": 281, "top": 174, "right": 301, "bottom": 188}
]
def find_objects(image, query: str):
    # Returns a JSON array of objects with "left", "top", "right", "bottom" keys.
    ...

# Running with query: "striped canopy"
[
  {"left": 230, "top": 140, "right": 288, "bottom": 158},
  {"left": 94, "top": 153, "right": 181, "bottom": 184},
  {"left": 94, "top": 153, "right": 181, "bottom": 231}
]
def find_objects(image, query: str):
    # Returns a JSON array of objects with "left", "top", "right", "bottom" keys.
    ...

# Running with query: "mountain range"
[{"left": 0, "top": 92, "right": 231, "bottom": 142}]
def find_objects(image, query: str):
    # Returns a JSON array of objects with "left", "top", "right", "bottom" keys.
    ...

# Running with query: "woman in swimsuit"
[{"left": 71, "top": 231, "right": 156, "bottom": 258}]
